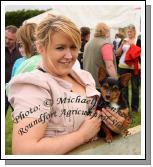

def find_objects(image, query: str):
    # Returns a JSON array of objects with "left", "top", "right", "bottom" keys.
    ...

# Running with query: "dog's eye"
[{"left": 112, "top": 86, "right": 119, "bottom": 91}]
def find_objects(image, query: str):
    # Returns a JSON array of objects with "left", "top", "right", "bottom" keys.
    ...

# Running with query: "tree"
[{"left": 5, "top": 9, "right": 47, "bottom": 27}]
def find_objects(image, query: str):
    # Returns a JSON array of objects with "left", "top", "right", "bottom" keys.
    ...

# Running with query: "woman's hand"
[
  {"left": 78, "top": 110, "right": 102, "bottom": 142},
  {"left": 101, "top": 108, "right": 129, "bottom": 134},
  {"left": 121, "top": 39, "right": 128, "bottom": 45}
]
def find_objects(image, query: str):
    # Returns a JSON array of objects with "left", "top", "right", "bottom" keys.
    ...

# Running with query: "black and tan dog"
[{"left": 97, "top": 66, "right": 131, "bottom": 143}]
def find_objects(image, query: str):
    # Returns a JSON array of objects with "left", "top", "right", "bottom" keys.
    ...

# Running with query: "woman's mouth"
[{"left": 60, "top": 61, "right": 72, "bottom": 65}]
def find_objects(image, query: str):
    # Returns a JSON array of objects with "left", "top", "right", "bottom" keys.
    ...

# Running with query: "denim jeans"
[{"left": 118, "top": 67, "right": 140, "bottom": 112}]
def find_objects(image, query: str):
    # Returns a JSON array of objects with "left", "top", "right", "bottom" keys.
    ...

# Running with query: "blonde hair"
[
  {"left": 17, "top": 23, "right": 37, "bottom": 58},
  {"left": 126, "top": 24, "right": 136, "bottom": 37},
  {"left": 94, "top": 23, "right": 110, "bottom": 37},
  {"left": 35, "top": 15, "right": 81, "bottom": 51},
  {"left": 127, "top": 24, "right": 136, "bottom": 31}
]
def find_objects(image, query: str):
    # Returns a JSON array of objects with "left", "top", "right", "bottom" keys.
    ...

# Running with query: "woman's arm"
[
  {"left": 115, "top": 38, "right": 130, "bottom": 56},
  {"left": 12, "top": 113, "right": 102, "bottom": 155},
  {"left": 104, "top": 60, "right": 117, "bottom": 78},
  {"left": 115, "top": 40, "right": 125, "bottom": 56},
  {"left": 100, "top": 44, "right": 117, "bottom": 78},
  {"left": 115, "top": 44, "right": 123, "bottom": 56}
]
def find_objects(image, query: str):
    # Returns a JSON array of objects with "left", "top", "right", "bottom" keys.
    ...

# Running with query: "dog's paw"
[
  {"left": 106, "top": 139, "right": 112, "bottom": 143},
  {"left": 122, "top": 133, "right": 127, "bottom": 138},
  {"left": 121, "top": 129, "right": 130, "bottom": 137},
  {"left": 105, "top": 135, "right": 113, "bottom": 143}
]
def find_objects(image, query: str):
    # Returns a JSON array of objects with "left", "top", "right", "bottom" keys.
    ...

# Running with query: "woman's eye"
[
  {"left": 56, "top": 47, "right": 64, "bottom": 50},
  {"left": 71, "top": 46, "right": 77, "bottom": 50}
]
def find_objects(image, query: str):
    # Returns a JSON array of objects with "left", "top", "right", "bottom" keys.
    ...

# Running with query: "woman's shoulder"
[
  {"left": 13, "top": 57, "right": 25, "bottom": 67},
  {"left": 73, "top": 69, "right": 96, "bottom": 86},
  {"left": 21, "top": 55, "right": 41, "bottom": 64},
  {"left": 15, "top": 55, "right": 41, "bottom": 74},
  {"left": 9, "top": 69, "right": 50, "bottom": 90},
  {"left": 15, "top": 57, "right": 25, "bottom": 61},
  {"left": 73, "top": 69, "right": 92, "bottom": 77}
]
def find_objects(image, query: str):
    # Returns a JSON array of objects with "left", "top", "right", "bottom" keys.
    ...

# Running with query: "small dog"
[{"left": 97, "top": 66, "right": 131, "bottom": 143}]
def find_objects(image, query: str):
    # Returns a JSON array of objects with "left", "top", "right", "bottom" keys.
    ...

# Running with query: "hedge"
[{"left": 5, "top": 9, "right": 48, "bottom": 27}]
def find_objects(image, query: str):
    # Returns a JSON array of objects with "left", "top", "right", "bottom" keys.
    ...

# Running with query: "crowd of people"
[{"left": 5, "top": 14, "right": 141, "bottom": 154}]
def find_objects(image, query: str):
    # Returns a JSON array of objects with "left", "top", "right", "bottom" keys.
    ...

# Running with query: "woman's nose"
[{"left": 64, "top": 49, "right": 72, "bottom": 59}]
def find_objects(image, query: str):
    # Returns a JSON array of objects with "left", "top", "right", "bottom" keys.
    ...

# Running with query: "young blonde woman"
[{"left": 8, "top": 15, "right": 127, "bottom": 155}]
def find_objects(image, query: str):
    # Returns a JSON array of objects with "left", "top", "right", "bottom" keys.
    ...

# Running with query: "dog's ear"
[
  {"left": 98, "top": 66, "right": 107, "bottom": 82},
  {"left": 119, "top": 73, "right": 131, "bottom": 87}
]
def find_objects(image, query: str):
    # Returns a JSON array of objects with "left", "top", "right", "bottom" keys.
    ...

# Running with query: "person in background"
[
  {"left": 115, "top": 24, "right": 141, "bottom": 113},
  {"left": 136, "top": 34, "right": 141, "bottom": 64},
  {"left": 78, "top": 26, "right": 90, "bottom": 69},
  {"left": 8, "top": 15, "right": 127, "bottom": 154},
  {"left": 136, "top": 34, "right": 141, "bottom": 48},
  {"left": 83, "top": 22, "right": 117, "bottom": 90},
  {"left": 5, "top": 25, "right": 21, "bottom": 114},
  {"left": 113, "top": 33, "right": 125, "bottom": 52},
  {"left": 113, "top": 32, "right": 125, "bottom": 70},
  {"left": 11, "top": 23, "right": 40, "bottom": 77}
]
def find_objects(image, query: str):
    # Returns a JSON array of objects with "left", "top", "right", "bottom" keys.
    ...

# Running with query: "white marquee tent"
[{"left": 23, "top": 5, "right": 141, "bottom": 41}]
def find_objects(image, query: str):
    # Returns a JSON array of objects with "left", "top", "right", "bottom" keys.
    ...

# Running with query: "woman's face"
[
  {"left": 18, "top": 41, "right": 26, "bottom": 57},
  {"left": 127, "top": 28, "right": 135, "bottom": 38},
  {"left": 41, "top": 31, "right": 79, "bottom": 76}
]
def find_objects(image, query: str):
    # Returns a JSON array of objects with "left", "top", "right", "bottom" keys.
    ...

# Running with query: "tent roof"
[{"left": 24, "top": 5, "right": 141, "bottom": 29}]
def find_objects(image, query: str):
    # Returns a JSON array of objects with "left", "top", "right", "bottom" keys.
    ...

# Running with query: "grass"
[
  {"left": 5, "top": 106, "right": 13, "bottom": 155},
  {"left": 5, "top": 83, "right": 141, "bottom": 155}
]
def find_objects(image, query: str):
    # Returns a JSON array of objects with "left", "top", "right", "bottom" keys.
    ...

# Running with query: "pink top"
[
  {"left": 100, "top": 44, "right": 113, "bottom": 61},
  {"left": 8, "top": 65, "right": 100, "bottom": 137}
]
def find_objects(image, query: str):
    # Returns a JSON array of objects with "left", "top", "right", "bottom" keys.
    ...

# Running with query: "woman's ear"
[{"left": 35, "top": 41, "right": 44, "bottom": 54}]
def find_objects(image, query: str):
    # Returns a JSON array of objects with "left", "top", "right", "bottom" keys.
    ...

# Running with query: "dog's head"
[{"left": 98, "top": 66, "right": 131, "bottom": 103}]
